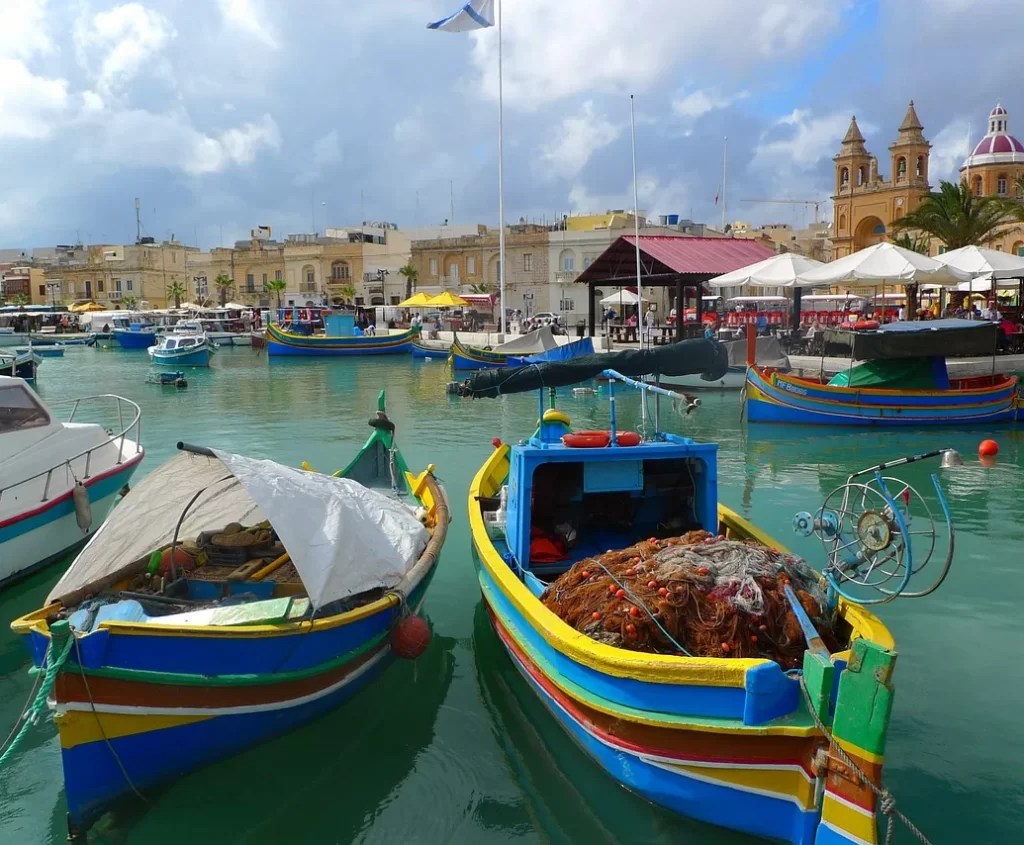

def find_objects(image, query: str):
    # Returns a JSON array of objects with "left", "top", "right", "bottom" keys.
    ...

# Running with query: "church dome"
[{"left": 963, "top": 103, "right": 1024, "bottom": 167}]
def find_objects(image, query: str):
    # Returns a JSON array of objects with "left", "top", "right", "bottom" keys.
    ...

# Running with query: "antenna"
[{"left": 135, "top": 197, "right": 142, "bottom": 244}]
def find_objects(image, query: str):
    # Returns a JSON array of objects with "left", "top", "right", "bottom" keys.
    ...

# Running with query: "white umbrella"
[
  {"left": 178, "top": 302, "right": 211, "bottom": 312},
  {"left": 932, "top": 245, "right": 1024, "bottom": 293},
  {"left": 797, "top": 242, "right": 971, "bottom": 286},
  {"left": 223, "top": 301, "right": 249, "bottom": 310},
  {"left": 708, "top": 252, "right": 826, "bottom": 288},
  {"left": 600, "top": 289, "right": 646, "bottom": 306}
]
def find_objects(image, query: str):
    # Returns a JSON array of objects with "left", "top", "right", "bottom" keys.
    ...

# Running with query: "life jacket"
[{"left": 529, "top": 525, "right": 568, "bottom": 563}]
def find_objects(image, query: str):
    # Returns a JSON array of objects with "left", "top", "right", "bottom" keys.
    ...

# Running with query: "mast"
[
  {"left": 135, "top": 197, "right": 141, "bottom": 244},
  {"left": 630, "top": 94, "right": 647, "bottom": 434},
  {"left": 497, "top": 0, "right": 507, "bottom": 335},
  {"left": 721, "top": 137, "right": 728, "bottom": 233}
]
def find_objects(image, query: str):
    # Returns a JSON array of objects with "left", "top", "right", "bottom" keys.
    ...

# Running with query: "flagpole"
[
  {"left": 630, "top": 95, "right": 642, "bottom": 351},
  {"left": 497, "top": 0, "right": 507, "bottom": 336},
  {"left": 721, "top": 136, "right": 728, "bottom": 233}
]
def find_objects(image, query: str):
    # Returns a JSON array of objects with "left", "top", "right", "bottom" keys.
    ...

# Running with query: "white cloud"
[
  {"left": 0, "top": 57, "right": 69, "bottom": 138},
  {"left": 77, "top": 111, "right": 281, "bottom": 175},
  {"left": 468, "top": 0, "right": 845, "bottom": 107},
  {"left": 752, "top": 109, "right": 875, "bottom": 170},
  {"left": 541, "top": 101, "right": 621, "bottom": 179},
  {"left": 393, "top": 109, "right": 425, "bottom": 147},
  {"left": 218, "top": 0, "right": 278, "bottom": 49},
  {"left": 312, "top": 131, "right": 341, "bottom": 167},
  {"left": 672, "top": 88, "right": 749, "bottom": 120},
  {"left": 0, "top": 0, "right": 54, "bottom": 60},
  {"left": 929, "top": 119, "right": 971, "bottom": 182},
  {"left": 74, "top": 3, "right": 176, "bottom": 95},
  {"left": 568, "top": 173, "right": 689, "bottom": 220}
]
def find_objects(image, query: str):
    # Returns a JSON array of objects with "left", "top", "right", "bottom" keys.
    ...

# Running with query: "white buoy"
[{"left": 73, "top": 481, "right": 92, "bottom": 533}]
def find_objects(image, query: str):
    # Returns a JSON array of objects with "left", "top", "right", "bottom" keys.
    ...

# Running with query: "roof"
[
  {"left": 842, "top": 116, "right": 865, "bottom": 144},
  {"left": 970, "top": 133, "right": 1024, "bottom": 156},
  {"left": 576, "top": 236, "right": 777, "bottom": 286},
  {"left": 898, "top": 100, "right": 923, "bottom": 132}
]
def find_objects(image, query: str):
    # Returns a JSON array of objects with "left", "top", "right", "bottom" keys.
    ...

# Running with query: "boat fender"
[
  {"left": 853, "top": 319, "right": 879, "bottom": 330},
  {"left": 391, "top": 614, "right": 431, "bottom": 660},
  {"left": 368, "top": 411, "right": 396, "bottom": 434},
  {"left": 562, "top": 430, "right": 642, "bottom": 448},
  {"left": 414, "top": 506, "right": 430, "bottom": 525},
  {"left": 73, "top": 481, "right": 92, "bottom": 534}
]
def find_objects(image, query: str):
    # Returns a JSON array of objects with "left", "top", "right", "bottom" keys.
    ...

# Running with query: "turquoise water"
[{"left": 1, "top": 346, "right": 1022, "bottom": 844}]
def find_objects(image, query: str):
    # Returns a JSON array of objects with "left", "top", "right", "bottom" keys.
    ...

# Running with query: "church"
[{"left": 831, "top": 101, "right": 1024, "bottom": 259}]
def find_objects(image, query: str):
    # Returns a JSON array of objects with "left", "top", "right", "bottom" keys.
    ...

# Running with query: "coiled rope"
[{"left": 798, "top": 676, "right": 931, "bottom": 845}]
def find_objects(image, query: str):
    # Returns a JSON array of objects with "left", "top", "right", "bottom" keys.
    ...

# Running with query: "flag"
[
  {"left": 714, "top": 188, "right": 719, "bottom": 205},
  {"left": 427, "top": 0, "right": 494, "bottom": 32}
]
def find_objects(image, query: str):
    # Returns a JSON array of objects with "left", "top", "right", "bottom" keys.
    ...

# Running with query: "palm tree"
[
  {"left": 470, "top": 282, "right": 490, "bottom": 294},
  {"left": 214, "top": 273, "right": 233, "bottom": 307},
  {"left": 12, "top": 293, "right": 30, "bottom": 307},
  {"left": 167, "top": 281, "right": 187, "bottom": 309},
  {"left": 398, "top": 263, "right": 418, "bottom": 299},
  {"left": 339, "top": 284, "right": 356, "bottom": 305},
  {"left": 890, "top": 232, "right": 931, "bottom": 315},
  {"left": 892, "top": 180, "right": 1015, "bottom": 249},
  {"left": 122, "top": 295, "right": 139, "bottom": 310},
  {"left": 266, "top": 278, "right": 287, "bottom": 309}
]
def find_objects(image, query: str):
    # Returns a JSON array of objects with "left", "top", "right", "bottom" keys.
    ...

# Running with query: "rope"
[
  {"left": 798, "top": 676, "right": 931, "bottom": 845},
  {"left": 0, "top": 635, "right": 74, "bottom": 769}
]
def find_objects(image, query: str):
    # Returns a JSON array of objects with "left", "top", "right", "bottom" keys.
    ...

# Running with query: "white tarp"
[
  {"left": 493, "top": 326, "right": 558, "bottom": 354},
  {"left": 47, "top": 450, "right": 429, "bottom": 610},
  {"left": 213, "top": 451, "right": 428, "bottom": 609}
]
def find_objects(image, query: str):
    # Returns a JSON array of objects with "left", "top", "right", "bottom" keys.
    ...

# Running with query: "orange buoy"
[
  {"left": 158, "top": 545, "right": 194, "bottom": 576},
  {"left": 979, "top": 439, "right": 999, "bottom": 457},
  {"left": 391, "top": 614, "right": 431, "bottom": 660}
]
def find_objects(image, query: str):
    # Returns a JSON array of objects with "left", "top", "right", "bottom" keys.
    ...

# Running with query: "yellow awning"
[
  {"left": 69, "top": 301, "right": 105, "bottom": 313},
  {"left": 427, "top": 291, "right": 470, "bottom": 307},
  {"left": 396, "top": 292, "right": 436, "bottom": 308}
]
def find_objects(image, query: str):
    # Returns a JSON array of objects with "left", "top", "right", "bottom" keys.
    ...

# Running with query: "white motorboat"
[
  {"left": 0, "top": 377, "right": 143, "bottom": 586},
  {"left": 147, "top": 322, "right": 215, "bottom": 367}
]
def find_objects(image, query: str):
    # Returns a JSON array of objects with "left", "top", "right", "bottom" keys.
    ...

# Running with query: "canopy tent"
[
  {"left": 397, "top": 291, "right": 437, "bottom": 308},
  {"left": 708, "top": 252, "right": 826, "bottom": 289},
  {"left": 600, "top": 289, "right": 646, "bottom": 306},
  {"left": 726, "top": 296, "right": 789, "bottom": 303},
  {"left": 797, "top": 242, "right": 971, "bottom": 286},
  {"left": 427, "top": 291, "right": 470, "bottom": 307},
  {"left": 801, "top": 294, "right": 866, "bottom": 303},
  {"left": 68, "top": 301, "right": 105, "bottom": 313},
  {"left": 460, "top": 293, "right": 495, "bottom": 304},
  {"left": 933, "top": 245, "right": 1024, "bottom": 293},
  {"left": 47, "top": 450, "right": 429, "bottom": 610}
]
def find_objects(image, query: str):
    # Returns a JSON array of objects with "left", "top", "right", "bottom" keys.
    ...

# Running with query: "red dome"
[
  {"left": 991, "top": 104, "right": 1007, "bottom": 117},
  {"left": 971, "top": 133, "right": 1024, "bottom": 156},
  {"left": 963, "top": 103, "right": 1024, "bottom": 168}
]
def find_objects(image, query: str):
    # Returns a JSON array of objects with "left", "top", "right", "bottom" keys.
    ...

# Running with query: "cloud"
[
  {"left": 312, "top": 131, "right": 341, "bottom": 167},
  {"left": 567, "top": 173, "right": 689, "bottom": 220},
  {"left": 541, "top": 101, "right": 621, "bottom": 179},
  {"left": 672, "top": 89, "right": 749, "bottom": 120},
  {"left": 929, "top": 119, "right": 972, "bottom": 182},
  {"left": 74, "top": 3, "right": 176, "bottom": 96},
  {"left": 752, "top": 109, "right": 875, "bottom": 170},
  {"left": 393, "top": 109, "right": 425, "bottom": 147},
  {"left": 217, "top": 0, "right": 278, "bottom": 49},
  {"left": 0, "top": 57, "right": 69, "bottom": 138},
  {"left": 468, "top": 0, "right": 846, "bottom": 107},
  {"left": 76, "top": 111, "right": 281, "bottom": 175}
]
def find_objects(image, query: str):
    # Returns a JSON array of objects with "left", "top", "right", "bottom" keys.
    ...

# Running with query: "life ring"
[
  {"left": 854, "top": 319, "right": 879, "bottom": 330},
  {"left": 562, "top": 430, "right": 642, "bottom": 448}
]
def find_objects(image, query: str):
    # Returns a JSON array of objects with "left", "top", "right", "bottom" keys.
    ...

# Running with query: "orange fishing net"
[{"left": 540, "top": 531, "right": 840, "bottom": 668}]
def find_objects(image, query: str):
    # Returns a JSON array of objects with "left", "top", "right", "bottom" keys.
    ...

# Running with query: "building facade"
[
  {"left": 732, "top": 220, "right": 833, "bottom": 262},
  {"left": 0, "top": 265, "right": 47, "bottom": 305}
]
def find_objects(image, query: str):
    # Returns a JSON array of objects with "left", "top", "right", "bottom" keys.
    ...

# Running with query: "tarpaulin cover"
[
  {"left": 823, "top": 319, "right": 1000, "bottom": 360},
  {"left": 48, "top": 450, "right": 429, "bottom": 609},
  {"left": 827, "top": 357, "right": 947, "bottom": 389},
  {"left": 523, "top": 337, "right": 595, "bottom": 364},
  {"left": 459, "top": 338, "right": 728, "bottom": 398},
  {"left": 493, "top": 326, "right": 559, "bottom": 354}
]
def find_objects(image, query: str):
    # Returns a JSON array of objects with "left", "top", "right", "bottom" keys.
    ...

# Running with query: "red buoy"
[
  {"left": 391, "top": 614, "right": 431, "bottom": 660},
  {"left": 979, "top": 439, "right": 999, "bottom": 457},
  {"left": 158, "top": 546, "right": 194, "bottom": 576}
]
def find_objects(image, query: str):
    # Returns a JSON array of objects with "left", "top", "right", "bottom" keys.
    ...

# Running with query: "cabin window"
[
  {"left": 0, "top": 385, "right": 51, "bottom": 434},
  {"left": 166, "top": 339, "right": 177, "bottom": 349}
]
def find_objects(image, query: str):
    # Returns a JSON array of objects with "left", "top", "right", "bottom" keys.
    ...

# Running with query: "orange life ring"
[
  {"left": 562, "top": 430, "right": 642, "bottom": 448},
  {"left": 854, "top": 319, "right": 879, "bottom": 330}
]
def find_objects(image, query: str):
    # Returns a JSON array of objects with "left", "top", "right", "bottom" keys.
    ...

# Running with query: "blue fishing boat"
[
  {"left": 450, "top": 326, "right": 561, "bottom": 371},
  {"left": 267, "top": 310, "right": 419, "bottom": 356},
  {"left": 113, "top": 323, "right": 159, "bottom": 349},
  {"left": 1, "top": 350, "right": 39, "bottom": 380},
  {"left": 10, "top": 391, "right": 449, "bottom": 836},
  {"left": 148, "top": 323, "right": 214, "bottom": 367},
  {"left": 411, "top": 339, "right": 451, "bottom": 359},
  {"left": 460, "top": 341, "right": 959, "bottom": 845},
  {"left": 745, "top": 319, "right": 1021, "bottom": 425}
]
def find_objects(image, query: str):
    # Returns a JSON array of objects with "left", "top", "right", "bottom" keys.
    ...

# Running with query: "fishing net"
[{"left": 540, "top": 531, "right": 840, "bottom": 668}]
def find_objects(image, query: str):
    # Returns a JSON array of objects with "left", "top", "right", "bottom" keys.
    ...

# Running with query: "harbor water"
[{"left": 1, "top": 346, "right": 1022, "bottom": 844}]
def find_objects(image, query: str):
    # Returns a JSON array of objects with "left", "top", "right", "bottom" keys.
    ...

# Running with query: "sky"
[{"left": 2, "top": 0, "right": 1024, "bottom": 250}]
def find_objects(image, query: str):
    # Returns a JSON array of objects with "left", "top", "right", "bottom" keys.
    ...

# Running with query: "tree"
[
  {"left": 12, "top": 293, "right": 30, "bottom": 307},
  {"left": 890, "top": 233, "right": 931, "bottom": 315},
  {"left": 167, "top": 281, "right": 187, "bottom": 309},
  {"left": 122, "top": 295, "right": 139, "bottom": 310},
  {"left": 892, "top": 180, "right": 1015, "bottom": 249},
  {"left": 470, "top": 282, "right": 490, "bottom": 294},
  {"left": 214, "top": 274, "right": 234, "bottom": 307},
  {"left": 266, "top": 278, "right": 287, "bottom": 309},
  {"left": 339, "top": 284, "right": 356, "bottom": 304},
  {"left": 398, "top": 263, "right": 418, "bottom": 299}
]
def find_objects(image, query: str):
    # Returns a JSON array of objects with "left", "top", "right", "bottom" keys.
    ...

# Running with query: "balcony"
[
  {"left": 109, "top": 291, "right": 123, "bottom": 301},
  {"left": 555, "top": 270, "right": 579, "bottom": 283},
  {"left": 441, "top": 275, "right": 461, "bottom": 286},
  {"left": 299, "top": 283, "right": 317, "bottom": 293}
]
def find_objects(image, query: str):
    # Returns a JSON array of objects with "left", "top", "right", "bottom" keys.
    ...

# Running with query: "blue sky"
[{"left": 2, "top": 0, "right": 1022, "bottom": 249}]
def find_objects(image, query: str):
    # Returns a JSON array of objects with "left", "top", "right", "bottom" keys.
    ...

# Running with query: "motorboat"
[
  {"left": 147, "top": 322, "right": 215, "bottom": 367},
  {"left": 0, "top": 349, "right": 39, "bottom": 381},
  {"left": 0, "top": 376, "right": 143, "bottom": 586}
]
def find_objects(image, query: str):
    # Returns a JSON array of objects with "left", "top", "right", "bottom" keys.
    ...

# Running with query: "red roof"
[{"left": 577, "top": 235, "right": 777, "bottom": 285}]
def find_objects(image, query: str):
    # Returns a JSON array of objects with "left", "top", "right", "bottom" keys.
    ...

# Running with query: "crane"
[{"left": 741, "top": 199, "right": 823, "bottom": 225}]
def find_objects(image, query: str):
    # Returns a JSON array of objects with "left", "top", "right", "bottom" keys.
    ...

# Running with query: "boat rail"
[{"left": 0, "top": 394, "right": 142, "bottom": 506}]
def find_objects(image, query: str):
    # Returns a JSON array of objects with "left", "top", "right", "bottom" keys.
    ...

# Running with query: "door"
[{"left": 84, "top": 280, "right": 92, "bottom": 298}]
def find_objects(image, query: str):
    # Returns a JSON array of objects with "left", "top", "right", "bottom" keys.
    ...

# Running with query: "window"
[
  {"left": 390, "top": 295, "right": 401, "bottom": 305},
  {"left": 559, "top": 298, "right": 575, "bottom": 311},
  {"left": 523, "top": 253, "right": 533, "bottom": 271},
  {"left": 126, "top": 279, "right": 133, "bottom": 291},
  {"left": 355, "top": 296, "right": 365, "bottom": 306},
  {"left": 429, "top": 258, "right": 438, "bottom": 276},
  {"left": 38, "top": 284, "right": 45, "bottom": 297},
  {"left": 114, "top": 279, "right": 122, "bottom": 292},
  {"left": 262, "top": 273, "right": 268, "bottom": 284},
  {"left": 97, "top": 280, "right": 104, "bottom": 292},
  {"left": 562, "top": 255, "right": 574, "bottom": 271},
  {"left": 584, "top": 257, "right": 592, "bottom": 268},
  {"left": 246, "top": 273, "right": 255, "bottom": 289},
  {"left": 916, "top": 155, "right": 925, "bottom": 178},
  {"left": 331, "top": 262, "right": 351, "bottom": 280},
  {"left": 1018, "top": 246, "right": 1024, "bottom": 257},
  {"left": 0, "top": 384, "right": 51, "bottom": 433},
  {"left": 897, "top": 157, "right": 906, "bottom": 181},
  {"left": 839, "top": 213, "right": 847, "bottom": 230},
  {"left": 974, "top": 176, "right": 983, "bottom": 196},
  {"left": 997, "top": 176, "right": 1008, "bottom": 196},
  {"left": 306, "top": 267, "right": 315, "bottom": 284},
  {"left": 275, "top": 270, "right": 282, "bottom": 281},
  {"left": 841, "top": 167, "right": 849, "bottom": 185},
  {"left": 467, "top": 256, "right": 476, "bottom": 274},
  {"left": 857, "top": 167, "right": 865, "bottom": 187},
  {"left": 448, "top": 262, "right": 459, "bottom": 281},
  {"left": 938, "top": 245, "right": 947, "bottom": 254}
]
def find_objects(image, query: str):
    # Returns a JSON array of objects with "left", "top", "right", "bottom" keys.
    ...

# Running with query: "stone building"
[
  {"left": 732, "top": 220, "right": 832, "bottom": 262},
  {"left": 0, "top": 265, "right": 48, "bottom": 305}
]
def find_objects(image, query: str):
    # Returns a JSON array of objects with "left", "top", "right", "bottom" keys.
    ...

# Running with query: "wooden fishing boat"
[
  {"left": 460, "top": 343, "right": 957, "bottom": 844},
  {"left": 267, "top": 310, "right": 419, "bottom": 356},
  {"left": 411, "top": 338, "right": 451, "bottom": 359},
  {"left": 452, "top": 332, "right": 594, "bottom": 371},
  {"left": 746, "top": 318, "right": 1021, "bottom": 425},
  {"left": 450, "top": 334, "right": 516, "bottom": 370},
  {"left": 10, "top": 391, "right": 448, "bottom": 836}
]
